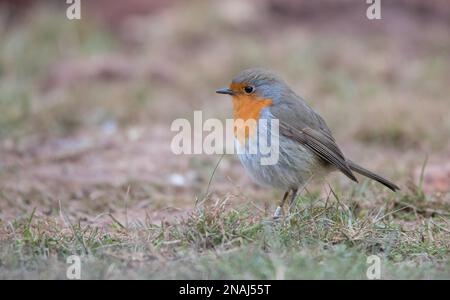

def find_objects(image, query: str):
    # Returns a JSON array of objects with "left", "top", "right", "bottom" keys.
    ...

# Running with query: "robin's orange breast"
[{"left": 232, "top": 94, "right": 273, "bottom": 144}]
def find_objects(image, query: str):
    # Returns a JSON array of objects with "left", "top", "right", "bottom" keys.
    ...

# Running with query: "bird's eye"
[{"left": 243, "top": 86, "right": 254, "bottom": 94}]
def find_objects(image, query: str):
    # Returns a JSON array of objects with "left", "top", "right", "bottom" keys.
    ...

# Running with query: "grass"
[{"left": 1, "top": 182, "right": 449, "bottom": 279}]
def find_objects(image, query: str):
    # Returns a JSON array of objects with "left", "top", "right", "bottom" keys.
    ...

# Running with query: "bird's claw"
[{"left": 273, "top": 206, "right": 283, "bottom": 220}]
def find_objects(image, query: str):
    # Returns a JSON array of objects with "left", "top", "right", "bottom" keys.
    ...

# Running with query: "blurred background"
[{"left": 0, "top": 0, "right": 449, "bottom": 223}]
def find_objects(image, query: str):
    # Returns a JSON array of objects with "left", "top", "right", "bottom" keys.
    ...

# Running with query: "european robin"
[{"left": 216, "top": 68, "right": 399, "bottom": 219}]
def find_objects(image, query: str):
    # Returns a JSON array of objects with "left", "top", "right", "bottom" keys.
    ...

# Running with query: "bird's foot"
[{"left": 273, "top": 206, "right": 283, "bottom": 220}]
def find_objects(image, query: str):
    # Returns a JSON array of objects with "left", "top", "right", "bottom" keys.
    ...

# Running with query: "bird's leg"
[
  {"left": 288, "top": 175, "right": 314, "bottom": 215},
  {"left": 288, "top": 188, "right": 299, "bottom": 214},
  {"left": 273, "top": 190, "right": 290, "bottom": 220}
]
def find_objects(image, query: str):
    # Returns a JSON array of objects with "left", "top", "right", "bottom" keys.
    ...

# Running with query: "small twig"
[
  {"left": 429, "top": 219, "right": 450, "bottom": 233},
  {"left": 108, "top": 213, "right": 126, "bottom": 229},
  {"left": 418, "top": 156, "right": 428, "bottom": 193},
  {"left": 324, "top": 186, "right": 332, "bottom": 210},
  {"left": 195, "top": 154, "right": 225, "bottom": 207},
  {"left": 374, "top": 206, "right": 410, "bottom": 223},
  {"left": 125, "top": 184, "right": 131, "bottom": 229}
]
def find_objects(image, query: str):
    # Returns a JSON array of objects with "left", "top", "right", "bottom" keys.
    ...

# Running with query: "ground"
[{"left": 0, "top": 1, "right": 449, "bottom": 279}]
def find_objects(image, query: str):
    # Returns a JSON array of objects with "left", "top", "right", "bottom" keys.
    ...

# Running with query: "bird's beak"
[{"left": 216, "top": 87, "right": 234, "bottom": 95}]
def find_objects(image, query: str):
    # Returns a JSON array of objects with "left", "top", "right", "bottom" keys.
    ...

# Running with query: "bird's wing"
[
  {"left": 278, "top": 121, "right": 357, "bottom": 182},
  {"left": 269, "top": 93, "right": 356, "bottom": 182}
]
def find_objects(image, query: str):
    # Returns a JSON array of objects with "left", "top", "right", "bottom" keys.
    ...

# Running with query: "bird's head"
[{"left": 216, "top": 68, "right": 290, "bottom": 104}]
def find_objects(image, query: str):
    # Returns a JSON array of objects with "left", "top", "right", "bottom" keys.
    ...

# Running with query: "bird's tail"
[{"left": 347, "top": 160, "right": 400, "bottom": 192}]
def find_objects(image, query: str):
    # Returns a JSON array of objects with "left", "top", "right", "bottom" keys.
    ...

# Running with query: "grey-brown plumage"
[{"left": 264, "top": 70, "right": 399, "bottom": 192}]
